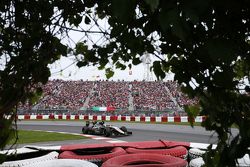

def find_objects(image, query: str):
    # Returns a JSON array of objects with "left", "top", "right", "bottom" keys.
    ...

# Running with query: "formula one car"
[{"left": 81, "top": 121, "right": 132, "bottom": 137}]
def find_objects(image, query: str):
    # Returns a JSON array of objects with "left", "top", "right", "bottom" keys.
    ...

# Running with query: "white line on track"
[
  {"left": 29, "top": 130, "right": 128, "bottom": 144},
  {"left": 81, "top": 134, "right": 128, "bottom": 143}
]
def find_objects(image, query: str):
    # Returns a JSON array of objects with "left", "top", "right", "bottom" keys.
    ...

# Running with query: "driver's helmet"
[
  {"left": 86, "top": 121, "right": 90, "bottom": 126},
  {"left": 92, "top": 121, "right": 97, "bottom": 125},
  {"left": 100, "top": 121, "right": 105, "bottom": 125}
]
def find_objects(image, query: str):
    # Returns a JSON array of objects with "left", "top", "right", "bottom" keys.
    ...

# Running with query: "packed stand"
[
  {"left": 17, "top": 80, "right": 64, "bottom": 112},
  {"left": 18, "top": 80, "right": 197, "bottom": 115},
  {"left": 88, "top": 81, "right": 130, "bottom": 109},
  {"left": 164, "top": 81, "right": 198, "bottom": 107},
  {"left": 131, "top": 81, "right": 176, "bottom": 111},
  {"left": 36, "top": 80, "right": 94, "bottom": 111}
]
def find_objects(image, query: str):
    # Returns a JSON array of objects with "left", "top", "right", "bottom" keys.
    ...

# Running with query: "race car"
[{"left": 81, "top": 121, "right": 132, "bottom": 137}]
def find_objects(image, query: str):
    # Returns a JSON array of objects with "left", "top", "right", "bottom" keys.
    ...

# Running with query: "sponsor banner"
[
  {"left": 195, "top": 116, "right": 203, "bottom": 122},
  {"left": 89, "top": 115, "right": 93, "bottom": 120},
  {"left": 97, "top": 115, "right": 102, "bottom": 120},
  {"left": 181, "top": 116, "right": 188, "bottom": 122},
  {"left": 168, "top": 117, "right": 174, "bottom": 122},
  {"left": 99, "top": 107, "right": 107, "bottom": 111},
  {"left": 43, "top": 115, "right": 49, "bottom": 119},
  {"left": 18, "top": 115, "right": 25, "bottom": 120},
  {"left": 145, "top": 117, "right": 150, "bottom": 122},
  {"left": 125, "top": 116, "right": 131, "bottom": 121},
  {"left": 30, "top": 115, "right": 37, "bottom": 119},
  {"left": 79, "top": 115, "right": 84, "bottom": 120},
  {"left": 135, "top": 116, "right": 140, "bottom": 122},
  {"left": 155, "top": 117, "right": 162, "bottom": 122},
  {"left": 106, "top": 116, "right": 110, "bottom": 121}
]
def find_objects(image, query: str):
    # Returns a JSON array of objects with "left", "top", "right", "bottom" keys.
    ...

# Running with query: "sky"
[
  {"left": 48, "top": 14, "right": 175, "bottom": 82},
  {"left": 48, "top": 55, "right": 174, "bottom": 81},
  {"left": 48, "top": 56, "right": 146, "bottom": 81}
]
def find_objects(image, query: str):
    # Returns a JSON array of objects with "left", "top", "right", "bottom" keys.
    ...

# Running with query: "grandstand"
[{"left": 18, "top": 80, "right": 197, "bottom": 116}]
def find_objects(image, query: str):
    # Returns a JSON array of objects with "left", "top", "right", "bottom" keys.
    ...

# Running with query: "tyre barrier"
[
  {"left": 125, "top": 146, "right": 188, "bottom": 159},
  {"left": 189, "top": 149, "right": 250, "bottom": 167},
  {"left": 0, "top": 151, "right": 58, "bottom": 167},
  {"left": 60, "top": 140, "right": 190, "bottom": 151},
  {"left": 0, "top": 147, "right": 39, "bottom": 156},
  {"left": 22, "top": 159, "right": 98, "bottom": 167},
  {"left": 101, "top": 153, "right": 188, "bottom": 167},
  {"left": 188, "top": 148, "right": 206, "bottom": 160},
  {"left": 24, "top": 145, "right": 61, "bottom": 151},
  {"left": 189, "top": 157, "right": 205, "bottom": 167},
  {"left": 237, "top": 154, "right": 250, "bottom": 167},
  {"left": 59, "top": 147, "right": 127, "bottom": 163}
]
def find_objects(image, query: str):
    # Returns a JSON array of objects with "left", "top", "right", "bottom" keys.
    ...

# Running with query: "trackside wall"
[{"left": 16, "top": 115, "right": 206, "bottom": 123}]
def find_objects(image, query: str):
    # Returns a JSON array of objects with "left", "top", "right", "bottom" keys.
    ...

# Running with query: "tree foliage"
[
  {"left": 0, "top": 0, "right": 90, "bottom": 157},
  {"left": 0, "top": 0, "right": 250, "bottom": 166},
  {"left": 75, "top": 0, "right": 250, "bottom": 166}
]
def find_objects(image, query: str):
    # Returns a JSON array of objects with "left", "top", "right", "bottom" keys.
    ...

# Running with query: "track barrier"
[
  {"left": 16, "top": 114, "right": 206, "bottom": 123},
  {"left": 2, "top": 140, "right": 249, "bottom": 166}
]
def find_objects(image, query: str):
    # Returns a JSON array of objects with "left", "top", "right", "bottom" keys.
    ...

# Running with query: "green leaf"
[
  {"left": 98, "top": 64, "right": 105, "bottom": 70},
  {"left": 111, "top": 0, "right": 135, "bottom": 24},
  {"left": 212, "top": 69, "right": 234, "bottom": 88},
  {"left": 158, "top": 8, "right": 178, "bottom": 32},
  {"left": 84, "top": 15, "right": 91, "bottom": 24},
  {"left": 182, "top": 0, "right": 210, "bottom": 24},
  {"left": 158, "top": 7, "right": 188, "bottom": 41},
  {"left": 205, "top": 39, "right": 236, "bottom": 64},
  {"left": 172, "top": 20, "right": 187, "bottom": 41},
  {"left": 144, "top": 0, "right": 159, "bottom": 12},
  {"left": 74, "top": 15, "right": 82, "bottom": 26},
  {"left": 111, "top": 53, "right": 120, "bottom": 63},
  {"left": 105, "top": 68, "right": 114, "bottom": 79},
  {"left": 132, "top": 57, "right": 141, "bottom": 65},
  {"left": 0, "top": 154, "right": 6, "bottom": 165},
  {"left": 115, "top": 61, "right": 126, "bottom": 70},
  {"left": 181, "top": 85, "right": 195, "bottom": 98},
  {"left": 84, "top": 50, "right": 99, "bottom": 62},
  {"left": 75, "top": 42, "right": 88, "bottom": 55},
  {"left": 184, "top": 104, "right": 200, "bottom": 127},
  {"left": 153, "top": 61, "right": 166, "bottom": 80},
  {"left": 76, "top": 61, "right": 88, "bottom": 67},
  {"left": 128, "top": 64, "right": 132, "bottom": 69}
]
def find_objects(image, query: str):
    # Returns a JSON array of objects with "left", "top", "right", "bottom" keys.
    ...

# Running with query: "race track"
[{"left": 17, "top": 121, "right": 239, "bottom": 146}]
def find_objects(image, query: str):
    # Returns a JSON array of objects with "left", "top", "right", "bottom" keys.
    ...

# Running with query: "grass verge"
[{"left": 8, "top": 130, "right": 87, "bottom": 144}]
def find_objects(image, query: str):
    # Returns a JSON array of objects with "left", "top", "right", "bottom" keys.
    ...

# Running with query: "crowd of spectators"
[
  {"left": 164, "top": 81, "right": 197, "bottom": 107},
  {"left": 88, "top": 81, "right": 130, "bottom": 109},
  {"left": 21, "top": 80, "right": 94, "bottom": 111},
  {"left": 18, "top": 79, "right": 197, "bottom": 115},
  {"left": 131, "top": 81, "right": 176, "bottom": 111}
]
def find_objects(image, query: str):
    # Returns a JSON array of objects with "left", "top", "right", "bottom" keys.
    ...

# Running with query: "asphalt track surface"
[{"left": 16, "top": 121, "right": 239, "bottom": 147}]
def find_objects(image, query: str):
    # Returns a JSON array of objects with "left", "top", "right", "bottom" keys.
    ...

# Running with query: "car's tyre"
[
  {"left": 101, "top": 153, "right": 188, "bottom": 167},
  {"left": 125, "top": 146, "right": 188, "bottom": 159},
  {"left": 59, "top": 147, "right": 127, "bottom": 163},
  {"left": 120, "top": 126, "right": 127, "bottom": 132},
  {"left": 104, "top": 127, "right": 111, "bottom": 137},
  {"left": 82, "top": 126, "right": 89, "bottom": 134}
]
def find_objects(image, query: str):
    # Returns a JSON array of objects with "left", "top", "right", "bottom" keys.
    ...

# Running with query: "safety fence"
[{"left": 16, "top": 115, "right": 206, "bottom": 123}]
